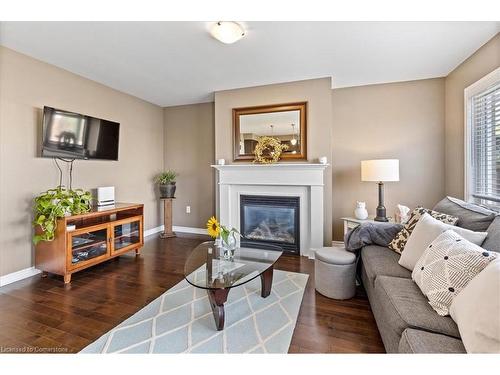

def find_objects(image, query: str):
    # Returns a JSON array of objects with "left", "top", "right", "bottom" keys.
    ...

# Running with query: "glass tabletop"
[{"left": 184, "top": 241, "right": 283, "bottom": 290}]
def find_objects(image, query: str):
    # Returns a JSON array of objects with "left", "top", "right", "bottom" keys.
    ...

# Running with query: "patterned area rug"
[{"left": 81, "top": 269, "right": 308, "bottom": 353}]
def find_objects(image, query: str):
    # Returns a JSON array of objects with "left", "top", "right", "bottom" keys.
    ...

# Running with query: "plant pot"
[{"left": 159, "top": 182, "right": 176, "bottom": 198}]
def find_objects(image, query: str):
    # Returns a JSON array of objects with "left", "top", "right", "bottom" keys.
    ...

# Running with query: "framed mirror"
[{"left": 233, "top": 102, "right": 307, "bottom": 161}]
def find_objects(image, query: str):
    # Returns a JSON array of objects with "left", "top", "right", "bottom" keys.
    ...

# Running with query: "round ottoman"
[{"left": 314, "top": 246, "right": 356, "bottom": 300}]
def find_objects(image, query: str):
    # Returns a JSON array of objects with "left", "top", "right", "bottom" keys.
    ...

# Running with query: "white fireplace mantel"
[{"left": 212, "top": 163, "right": 330, "bottom": 257}]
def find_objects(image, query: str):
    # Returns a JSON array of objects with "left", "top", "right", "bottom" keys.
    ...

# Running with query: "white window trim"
[{"left": 464, "top": 67, "right": 500, "bottom": 206}]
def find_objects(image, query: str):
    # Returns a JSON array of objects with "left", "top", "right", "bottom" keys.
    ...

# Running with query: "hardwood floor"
[{"left": 0, "top": 234, "right": 384, "bottom": 353}]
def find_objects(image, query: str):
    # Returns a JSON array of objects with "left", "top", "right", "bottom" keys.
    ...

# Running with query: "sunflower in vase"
[{"left": 206, "top": 216, "right": 241, "bottom": 259}]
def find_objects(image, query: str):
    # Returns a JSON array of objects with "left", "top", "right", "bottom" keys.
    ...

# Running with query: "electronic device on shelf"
[{"left": 96, "top": 186, "right": 115, "bottom": 207}]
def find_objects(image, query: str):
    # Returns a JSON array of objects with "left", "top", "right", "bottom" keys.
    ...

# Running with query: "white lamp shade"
[{"left": 361, "top": 159, "right": 399, "bottom": 182}]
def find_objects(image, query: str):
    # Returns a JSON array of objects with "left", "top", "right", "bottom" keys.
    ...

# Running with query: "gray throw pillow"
[
  {"left": 482, "top": 216, "right": 500, "bottom": 253},
  {"left": 433, "top": 196, "right": 497, "bottom": 232}
]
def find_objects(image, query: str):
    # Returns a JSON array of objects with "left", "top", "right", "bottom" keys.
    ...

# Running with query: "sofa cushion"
[
  {"left": 483, "top": 216, "right": 500, "bottom": 253},
  {"left": 388, "top": 207, "right": 458, "bottom": 254},
  {"left": 399, "top": 213, "right": 488, "bottom": 271},
  {"left": 433, "top": 196, "right": 497, "bottom": 232},
  {"left": 374, "top": 276, "right": 460, "bottom": 339},
  {"left": 412, "top": 230, "right": 497, "bottom": 316},
  {"left": 398, "top": 329, "right": 466, "bottom": 353},
  {"left": 360, "top": 245, "right": 411, "bottom": 288}
]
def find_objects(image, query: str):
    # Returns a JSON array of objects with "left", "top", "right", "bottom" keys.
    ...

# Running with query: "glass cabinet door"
[
  {"left": 112, "top": 219, "right": 141, "bottom": 254},
  {"left": 69, "top": 227, "right": 109, "bottom": 268}
]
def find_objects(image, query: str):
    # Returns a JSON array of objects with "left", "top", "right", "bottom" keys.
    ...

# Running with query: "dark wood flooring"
[{"left": 0, "top": 234, "right": 385, "bottom": 353}]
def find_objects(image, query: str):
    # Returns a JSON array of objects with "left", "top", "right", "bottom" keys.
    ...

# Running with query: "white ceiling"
[{"left": 0, "top": 22, "right": 498, "bottom": 107}]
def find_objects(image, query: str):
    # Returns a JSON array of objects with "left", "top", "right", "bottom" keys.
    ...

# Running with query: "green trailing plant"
[
  {"left": 155, "top": 170, "right": 177, "bottom": 184},
  {"left": 33, "top": 187, "right": 92, "bottom": 245}
]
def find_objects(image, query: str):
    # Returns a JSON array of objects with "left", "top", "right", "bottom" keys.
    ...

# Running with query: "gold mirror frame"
[{"left": 232, "top": 102, "right": 307, "bottom": 162}]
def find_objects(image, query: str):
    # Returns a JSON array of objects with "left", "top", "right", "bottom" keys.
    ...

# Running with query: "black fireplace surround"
[{"left": 240, "top": 195, "right": 300, "bottom": 254}]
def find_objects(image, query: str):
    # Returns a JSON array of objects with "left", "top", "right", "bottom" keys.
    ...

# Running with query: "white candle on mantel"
[
  {"left": 217, "top": 159, "right": 225, "bottom": 166},
  {"left": 319, "top": 156, "right": 328, "bottom": 164}
]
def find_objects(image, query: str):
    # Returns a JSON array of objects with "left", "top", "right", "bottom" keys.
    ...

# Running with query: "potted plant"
[
  {"left": 155, "top": 170, "right": 177, "bottom": 198},
  {"left": 33, "top": 187, "right": 92, "bottom": 244}
]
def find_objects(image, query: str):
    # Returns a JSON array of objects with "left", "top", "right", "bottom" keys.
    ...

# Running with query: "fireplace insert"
[{"left": 240, "top": 195, "right": 300, "bottom": 254}]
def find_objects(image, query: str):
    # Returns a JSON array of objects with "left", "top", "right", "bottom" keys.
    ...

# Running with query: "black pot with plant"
[{"left": 155, "top": 170, "right": 177, "bottom": 198}]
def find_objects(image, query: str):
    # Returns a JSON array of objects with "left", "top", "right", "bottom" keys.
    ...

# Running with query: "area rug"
[{"left": 80, "top": 269, "right": 308, "bottom": 353}]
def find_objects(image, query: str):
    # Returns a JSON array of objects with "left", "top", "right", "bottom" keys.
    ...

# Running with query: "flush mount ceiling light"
[{"left": 210, "top": 21, "right": 245, "bottom": 44}]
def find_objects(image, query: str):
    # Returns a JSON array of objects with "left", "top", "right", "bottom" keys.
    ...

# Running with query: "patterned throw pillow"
[
  {"left": 388, "top": 207, "right": 458, "bottom": 254},
  {"left": 412, "top": 230, "right": 497, "bottom": 316}
]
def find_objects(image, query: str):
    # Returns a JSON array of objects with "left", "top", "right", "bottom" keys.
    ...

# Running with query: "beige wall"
[
  {"left": 0, "top": 47, "right": 164, "bottom": 276},
  {"left": 163, "top": 103, "right": 215, "bottom": 228},
  {"left": 214, "top": 78, "right": 333, "bottom": 244},
  {"left": 331, "top": 78, "right": 446, "bottom": 240},
  {"left": 444, "top": 33, "right": 500, "bottom": 199}
]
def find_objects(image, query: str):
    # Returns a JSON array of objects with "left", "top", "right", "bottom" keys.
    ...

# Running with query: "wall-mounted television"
[{"left": 41, "top": 106, "right": 120, "bottom": 160}]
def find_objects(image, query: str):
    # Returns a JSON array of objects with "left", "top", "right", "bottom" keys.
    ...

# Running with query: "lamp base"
[{"left": 375, "top": 184, "right": 388, "bottom": 222}]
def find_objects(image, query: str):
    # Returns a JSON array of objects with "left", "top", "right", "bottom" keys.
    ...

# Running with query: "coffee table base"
[{"left": 207, "top": 266, "right": 274, "bottom": 331}]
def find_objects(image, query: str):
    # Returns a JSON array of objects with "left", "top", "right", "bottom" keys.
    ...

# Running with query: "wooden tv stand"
[{"left": 35, "top": 203, "right": 144, "bottom": 284}]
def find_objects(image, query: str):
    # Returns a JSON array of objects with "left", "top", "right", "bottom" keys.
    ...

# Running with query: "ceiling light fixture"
[
  {"left": 290, "top": 123, "right": 298, "bottom": 146},
  {"left": 210, "top": 21, "right": 245, "bottom": 44}
]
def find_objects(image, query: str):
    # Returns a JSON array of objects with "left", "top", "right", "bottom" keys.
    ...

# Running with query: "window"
[{"left": 465, "top": 68, "right": 500, "bottom": 210}]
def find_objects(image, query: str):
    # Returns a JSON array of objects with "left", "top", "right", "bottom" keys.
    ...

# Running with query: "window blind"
[{"left": 470, "top": 83, "right": 500, "bottom": 206}]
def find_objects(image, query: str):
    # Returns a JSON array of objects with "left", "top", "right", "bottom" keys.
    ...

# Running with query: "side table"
[{"left": 341, "top": 216, "right": 395, "bottom": 236}]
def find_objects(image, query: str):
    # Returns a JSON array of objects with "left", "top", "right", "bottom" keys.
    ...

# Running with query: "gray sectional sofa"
[{"left": 359, "top": 197, "right": 499, "bottom": 353}]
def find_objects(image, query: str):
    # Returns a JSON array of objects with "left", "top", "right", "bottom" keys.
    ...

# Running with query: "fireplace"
[{"left": 240, "top": 195, "right": 300, "bottom": 254}]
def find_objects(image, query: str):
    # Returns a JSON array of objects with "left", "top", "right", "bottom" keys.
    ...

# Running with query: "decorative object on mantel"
[
  {"left": 155, "top": 170, "right": 177, "bottom": 198},
  {"left": 319, "top": 156, "right": 328, "bottom": 165},
  {"left": 33, "top": 187, "right": 92, "bottom": 244},
  {"left": 160, "top": 198, "right": 176, "bottom": 239},
  {"left": 354, "top": 201, "right": 369, "bottom": 220},
  {"left": 217, "top": 158, "right": 225, "bottom": 166},
  {"left": 253, "top": 136, "right": 289, "bottom": 164},
  {"left": 395, "top": 204, "right": 411, "bottom": 224},
  {"left": 206, "top": 216, "right": 241, "bottom": 259},
  {"left": 233, "top": 102, "right": 307, "bottom": 161},
  {"left": 361, "top": 159, "right": 400, "bottom": 222}
]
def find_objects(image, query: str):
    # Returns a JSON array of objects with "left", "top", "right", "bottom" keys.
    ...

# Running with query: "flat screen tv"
[{"left": 41, "top": 106, "right": 120, "bottom": 160}]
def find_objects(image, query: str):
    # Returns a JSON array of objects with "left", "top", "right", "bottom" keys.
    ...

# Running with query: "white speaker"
[{"left": 97, "top": 186, "right": 115, "bottom": 207}]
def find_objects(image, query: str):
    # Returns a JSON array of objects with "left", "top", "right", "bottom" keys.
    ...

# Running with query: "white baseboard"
[
  {"left": 172, "top": 226, "right": 207, "bottom": 235},
  {"left": 144, "top": 225, "right": 207, "bottom": 237},
  {"left": 144, "top": 225, "right": 164, "bottom": 237},
  {"left": 0, "top": 266, "right": 41, "bottom": 287},
  {"left": 332, "top": 240, "right": 345, "bottom": 247}
]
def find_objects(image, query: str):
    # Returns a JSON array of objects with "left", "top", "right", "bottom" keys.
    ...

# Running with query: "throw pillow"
[
  {"left": 433, "top": 196, "right": 497, "bottom": 232},
  {"left": 412, "top": 230, "right": 497, "bottom": 316},
  {"left": 398, "top": 213, "right": 488, "bottom": 271},
  {"left": 388, "top": 207, "right": 458, "bottom": 254},
  {"left": 449, "top": 259, "right": 500, "bottom": 353}
]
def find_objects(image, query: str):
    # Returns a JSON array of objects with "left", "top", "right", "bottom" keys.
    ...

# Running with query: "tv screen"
[{"left": 41, "top": 106, "right": 120, "bottom": 160}]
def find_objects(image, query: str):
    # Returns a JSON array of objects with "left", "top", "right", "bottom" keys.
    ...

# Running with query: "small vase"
[{"left": 221, "top": 233, "right": 237, "bottom": 260}]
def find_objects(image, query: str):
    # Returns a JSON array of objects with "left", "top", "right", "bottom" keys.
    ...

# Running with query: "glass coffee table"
[{"left": 184, "top": 241, "right": 283, "bottom": 330}]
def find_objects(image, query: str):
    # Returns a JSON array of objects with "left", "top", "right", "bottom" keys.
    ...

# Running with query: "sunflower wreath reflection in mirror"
[{"left": 253, "top": 136, "right": 289, "bottom": 164}]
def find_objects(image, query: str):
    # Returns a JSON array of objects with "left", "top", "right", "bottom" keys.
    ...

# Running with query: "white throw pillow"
[
  {"left": 412, "top": 230, "right": 497, "bottom": 316},
  {"left": 399, "top": 213, "right": 488, "bottom": 271},
  {"left": 450, "top": 259, "right": 500, "bottom": 353}
]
